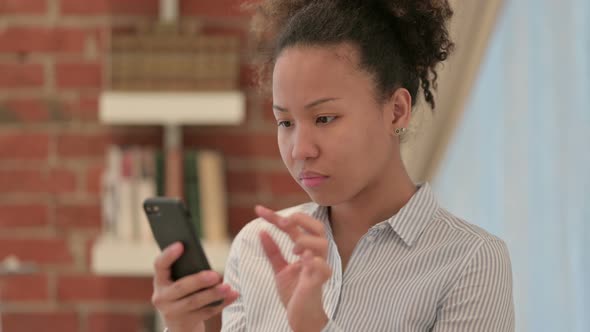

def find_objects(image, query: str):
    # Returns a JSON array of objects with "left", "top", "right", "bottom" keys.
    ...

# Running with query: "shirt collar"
[
  {"left": 384, "top": 182, "right": 439, "bottom": 246},
  {"left": 309, "top": 182, "right": 439, "bottom": 247}
]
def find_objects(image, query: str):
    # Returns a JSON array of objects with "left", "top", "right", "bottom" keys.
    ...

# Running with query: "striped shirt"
[{"left": 221, "top": 183, "right": 515, "bottom": 331}]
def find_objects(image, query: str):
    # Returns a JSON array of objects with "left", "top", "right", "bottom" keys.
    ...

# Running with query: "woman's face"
[{"left": 272, "top": 44, "right": 399, "bottom": 206}]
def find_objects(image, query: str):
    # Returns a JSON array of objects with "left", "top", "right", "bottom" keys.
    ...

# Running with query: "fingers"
[
  {"left": 166, "top": 283, "right": 237, "bottom": 315},
  {"left": 157, "top": 282, "right": 240, "bottom": 323},
  {"left": 255, "top": 205, "right": 300, "bottom": 241},
  {"left": 158, "top": 270, "right": 221, "bottom": 301},
  {"left": 197, "top": 289, "right": 240, "bottom": 318},
  {"left": 287, "top": 212, "right": 325, "bottom": 237},
  {"left": 192, "top": 289, "right": 240, "bottom": 321},
  {"left": 152, "top": 268, "right": 238, "bottom": 324},
  {"left": 255, "top": 206, "right": 325, "bottom": 241},
  {"left": 301, "top": 250, "right": 332, "bottom": 286},
  {"left": 260, "top": 230, "right": 288, "bottom": 274},
  {"left": 293, "top": 234, "right": 329, "bottom": 259},
  {"left": 153, "top": 242, "right": 184, "bottom": 287},
  {"left": 256, "top": 205, "right": 329, "bottom": 261}
]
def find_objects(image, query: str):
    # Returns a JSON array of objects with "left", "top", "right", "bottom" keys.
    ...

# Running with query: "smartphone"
[{"left": 144, "top": 197, "right": 222, "bottom": 305}]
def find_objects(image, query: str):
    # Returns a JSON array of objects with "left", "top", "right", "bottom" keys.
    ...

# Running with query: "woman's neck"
[{"left": 329, "top": 165, "right": 417, "bottom": 238}]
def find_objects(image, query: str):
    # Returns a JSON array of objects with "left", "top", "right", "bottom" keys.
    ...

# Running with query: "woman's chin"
[{"left": 305, "top": 190, "right": 342, "bottom": 207}]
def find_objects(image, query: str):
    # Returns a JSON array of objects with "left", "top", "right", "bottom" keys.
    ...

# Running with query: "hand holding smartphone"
[{"left": 144, "top": 197, "right": 222, "bottom": 306}]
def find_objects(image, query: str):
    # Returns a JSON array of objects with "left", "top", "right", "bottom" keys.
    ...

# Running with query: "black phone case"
[{"left": 143, "top": 197, "right": 212, "bottom": 281}]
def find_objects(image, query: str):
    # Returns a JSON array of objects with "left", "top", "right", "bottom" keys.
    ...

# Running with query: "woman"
[{"left": 151, "top": 0, "right": 515, "bottom": 331}]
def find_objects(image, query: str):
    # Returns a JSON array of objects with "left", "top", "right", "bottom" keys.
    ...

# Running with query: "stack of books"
[
  {"left": 109, "top": 31, "right": 240, "bottom": 91},
  {"left": 101, "top": 146, "right": 229, "bottom": 244}
]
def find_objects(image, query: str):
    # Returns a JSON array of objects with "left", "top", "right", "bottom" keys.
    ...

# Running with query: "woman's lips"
[{"left": 299, "top": 175, "right": 329, "bottom": 188}]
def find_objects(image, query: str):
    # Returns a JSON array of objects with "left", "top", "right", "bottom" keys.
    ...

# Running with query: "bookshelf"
[
  {"left": 92, "top": 2, "right": 241, "bottom": 331},
  {"left": 99, "top": 91, "right": 245, "bottom": 125},
  {"left": 91, "top": 90, "right": 244, "bottom": 276}
]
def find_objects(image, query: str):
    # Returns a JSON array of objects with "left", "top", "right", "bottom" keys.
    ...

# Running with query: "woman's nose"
[{"left": 291, "top": 127, "right": 319, "bottom": 161}]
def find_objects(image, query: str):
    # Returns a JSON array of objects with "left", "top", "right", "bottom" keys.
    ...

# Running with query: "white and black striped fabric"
[{"left": 222, "top": 183, "right": 515, "bottom": 331}]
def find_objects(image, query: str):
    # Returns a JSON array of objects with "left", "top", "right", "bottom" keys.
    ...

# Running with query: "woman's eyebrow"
[{"left": 273, "top": 97, "right": 340, "bottom": 112}]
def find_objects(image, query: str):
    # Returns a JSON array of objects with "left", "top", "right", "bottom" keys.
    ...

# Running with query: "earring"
[{"left": 394, "top": 128, "right": 407, "bottom": 136}]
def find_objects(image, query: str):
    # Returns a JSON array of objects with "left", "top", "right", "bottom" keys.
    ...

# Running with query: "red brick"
[
  {"left": 226, "top": 170, "right": 262, "bottom": 193},
  {"left": 57, "top": 130, "right": 162, "bottom": 158},
  {"left": 57, "top": 275, "right": 153, "bottom": 302},
  {"left": 3, "top": 98, "right": 51, "bottom": 122},
  {"left": 2, "top": 311, "right": 78, "bottom": 332},
  {"left": 55, "top": 62, "right": 102, "bottom": 88},
  {"left": 185, "top": 133, "right": 278, "bottom": 157},
  {"left": 0, "top": 132, "right": 50, "bottom": 160},
  {"left": 0, "top": 63, "right": 44, "bottom": 88},
  {"left": 95, "top": 27, "right": 110, "bottom": 52},
  {"left": 269, "top": 172, "right": 302, "bottom": 195},
  {"left": 239, "top": 63, "right": 258, "bottom": 88},
  {"left": 49, "top": 169, "right": 79, "bottom": 193},
  {"left": 181, "top": 0, "right": 248, "bottom": 17},
  {"left": 0, "top": 169, "right": 77, "bottom": 194},
  {"left": 56, "top": 132, "right": 108, "bottom": 158},
  {"left": 0, "top": 204, "right": 48, "bottom": 227},
  {"left": 0, "top": 27, "right": 87, "bottom": 53},
  {"left": 65, "top": 95, "right": 99, "bottom": 121},
  {"left": 0, "top": 238, "right": 73, "bottom": 264},
  {"left": 59, "top": 0, "right": 108, "bottom": 14},
  {"left": 60, "top": 0, "right": 158, "bottom": 16},
  {"left": 0, "top": 0, "right": 47, "bottom": 15},
  {"left": 228, "top": 206, "right": 256, "bottom": 236},
  {"left": 201, "top": 24, "right": 248, "bottom": 38},
  {"left": 111, "top": 0, "right": 158, "bottom": 15},
  {"left": 109, "top": 128, "right": 161, "bottom": 146},
  {"left": 55, "top": 203, "right": 102, "bottom": 229},
  {"left": 40, "top": 95, "right": 99, "bottom": 122},
  {"left": 86, "top": 163, "right": 105, "bottom": 194},
  {"left": 88, "top": 312, "right": 143, "bottom": 332},
  {"left": 84, "top": 235, "right": 98, "bottom": 269},
  {"left": 262, "top": 97, "right": 277, "bottom": 124},
  {"left": 0, "top": 274, "right": 49, "bottom": 301}
]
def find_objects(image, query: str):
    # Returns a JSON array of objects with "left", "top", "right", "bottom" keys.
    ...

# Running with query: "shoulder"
[
  {"left": 425, "top": 207, "right": 512, "bottom": 274},
  {"left": 428, "top": 208, "right": 513, "bottom": 296},
  {"left": 432, "top": 207, "right": 507, "bottom": 246},
  {"left": 430, "top": 207, "right": 512, "bottom": 272}
]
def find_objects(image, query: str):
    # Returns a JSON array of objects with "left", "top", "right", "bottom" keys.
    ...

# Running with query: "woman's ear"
[{"left": 384, "top": 88, "right": 412, "bottom": 133}]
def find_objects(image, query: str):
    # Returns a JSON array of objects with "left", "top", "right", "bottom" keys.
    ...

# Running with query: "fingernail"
[
  {"left": 167, "top": 242, "right": 181, "bottom": 252},
  {"left": 279, "top": 218, "right": 288, "bottom": 226},
  {"left": 205, "top": 272, "right": 218, "bottom": 282},
  {"left": 218, "top": 284, "right": 230, "bottom": 294}
]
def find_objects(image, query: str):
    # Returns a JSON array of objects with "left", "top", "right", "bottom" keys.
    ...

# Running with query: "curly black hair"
[{"left": 247, "top": 0, "right": 454, "bottom": 110}]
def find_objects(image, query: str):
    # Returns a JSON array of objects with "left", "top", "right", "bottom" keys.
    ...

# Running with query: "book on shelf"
[
  {"left": 101, "top": 146, "right": 230, "bottom": 244},
  {"left": 109, "top": 31, "right": 240, "bottom": 91}
]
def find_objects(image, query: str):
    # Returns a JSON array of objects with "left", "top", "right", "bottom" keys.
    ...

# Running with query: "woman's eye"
[
  {"left": 316, "top": 116, "right": 336, "bottom": 125},
  {"left": 277, "top": 120, "right": 292, "bottom": 128}
]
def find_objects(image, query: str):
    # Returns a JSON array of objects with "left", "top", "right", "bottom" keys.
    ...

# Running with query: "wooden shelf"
[
  {"left": 99, "top": 91, "right": 245, "bottom": 125},
  {"left": 94, "top": 90, "right": 241, "bottom": 277},
  {"left": 91, "top": 236, "right": 231, "bottom": 276}
]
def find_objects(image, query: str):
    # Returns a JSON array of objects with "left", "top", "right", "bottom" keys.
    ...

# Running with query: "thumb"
[{"left": 301, "top": 251, "right": 332, "bottom": 288}]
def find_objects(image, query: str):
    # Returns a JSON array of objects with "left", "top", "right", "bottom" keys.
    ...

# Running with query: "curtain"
[{"left": 432, "top": 1, "right": 590, "bottom": 331}]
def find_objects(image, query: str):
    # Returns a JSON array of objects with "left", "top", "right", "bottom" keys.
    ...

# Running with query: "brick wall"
[{"left": 0, "top": 1, "right": 306, "bottom": 331}]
